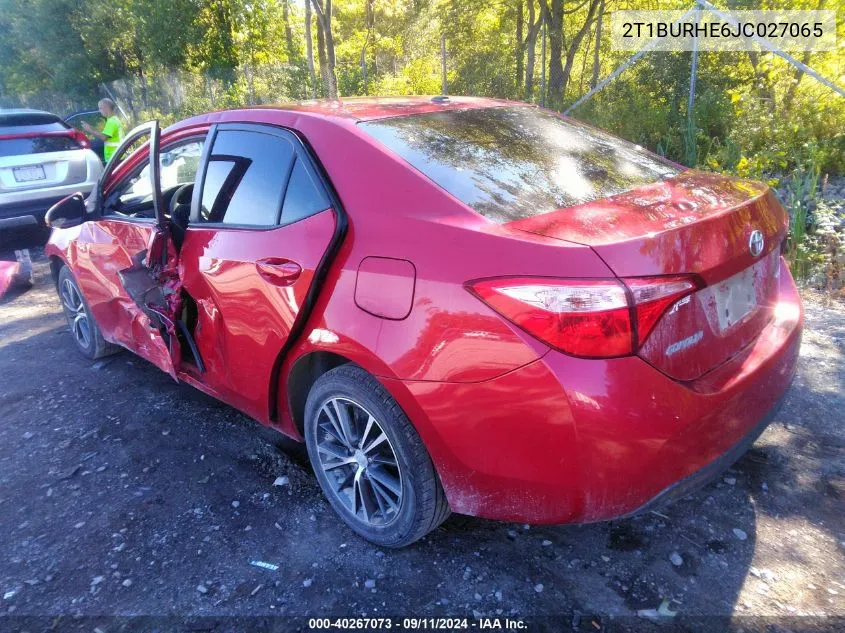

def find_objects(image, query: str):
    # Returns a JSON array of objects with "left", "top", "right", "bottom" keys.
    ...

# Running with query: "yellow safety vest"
[{"left": 102, "top": 115, "right": 124, "bottom": 162}]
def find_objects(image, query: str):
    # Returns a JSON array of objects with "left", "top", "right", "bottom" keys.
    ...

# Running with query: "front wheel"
[
  {"left": 57, "top": 266, "right": 119, "bottom": 360},
  {"left": 304, "top": 365, "right": 450, "bottom": 547}
]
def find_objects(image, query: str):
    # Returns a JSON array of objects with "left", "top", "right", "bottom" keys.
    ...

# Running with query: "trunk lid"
[{"left": 508, "top": 170, "right": 789, "bottom": 381}]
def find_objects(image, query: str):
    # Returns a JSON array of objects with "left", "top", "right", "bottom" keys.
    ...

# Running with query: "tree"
[
  {"left": 521, "top": 0, "right": 543, "bottom": 99},
  {"left": 515, "top": 0, "right": 523, "bottom": 91},
  {"left": 360, "top": 0, "right": 375, "bottom": 95},
  {"left": 0, "top": 0, "right": 840, "bottom": 176},
  {"left": 537, "top": 0, "right": 601, "bottom": 107},
  {"left": 195, "top": 0, "right": 239, "bottom": 84},
  {"left": 305, "top": 0, "right": 318, "bottom": 98},
  {"left": 590, "top": 0, "right": 604, "bottom": 89},
  {"left": 310, "top": 0, "right": 339, "bottom": 98}
]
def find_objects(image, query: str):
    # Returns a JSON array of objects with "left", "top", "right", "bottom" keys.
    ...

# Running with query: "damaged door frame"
[{"left": 94, "top": 121, "right": 203, "bottom": 379}]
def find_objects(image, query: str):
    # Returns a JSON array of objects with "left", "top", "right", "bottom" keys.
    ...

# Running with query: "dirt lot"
[{"left": 1, "top": 253, "right": 843, "bottom": 631}]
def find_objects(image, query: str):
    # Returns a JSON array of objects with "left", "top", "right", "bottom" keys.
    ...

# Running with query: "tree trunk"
[
  {"left": 516, "top": 0, "right": 524, "bottom": 93},
  {"left": 747, "top": 51, "right": 776, "bottom": 113},
  {"left": 578, "top": 26, "right": 592, "bottom": 96},
  {"left": 282, "top": 0, "right": 297, "bottom": 63},
  {"left": 310, "top": 0, "right": 338, "bottom": 98},
  {"left": 784, "top": 50, "right": 812, "bottom": 110},
  {"left": 525, "top": 34, "right": 536, "bottom": 99},
  {"left": 138, "top": 67, "right": 148, "bottom": 111},
  {"left": 361, "top": 0, "right": 374, "bottom": 96},
  {"left": 316, "top": 18, "right": 329, "bottom": 97},
  {"left": 324, "top": 0, "right": 338, "bottom": 98},
  {"left": 590, "top": 0, "right": 603, "bottom": 89},
  {"left": 246, "top": 63, "right": 255, "bottom": 105},
  {"left": 559, "top": 0, "right": 600, "bottom": 98},
  {"left": 304, "top": 0, "right": 317, "bottom": 98},
  {"left": 361, "top": 48, "right": 368, "bottom": 95},
  {"left": 540, "top": 0, "right": 600, "bottom": 106},
  {"left": 441, "top": 33, "right": 448, "bottom": 95},
  {"left": 524, "top": 0, "right": 541, "bottom": 100},
  {"left": 538, "top": 0, "right": 563, "bottom": 107}
]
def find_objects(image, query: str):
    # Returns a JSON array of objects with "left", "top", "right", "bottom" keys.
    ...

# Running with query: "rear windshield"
[
  {"left": 0, "top": 136, "right": 80, "bottom": 158},
  {"left": 359, "top": 106, "right": 680, "bottom": 223},
  {"left": 0, "top": 112, "right": 68, "bottom": 136}
]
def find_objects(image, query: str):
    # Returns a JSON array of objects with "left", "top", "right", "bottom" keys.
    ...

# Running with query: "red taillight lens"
[
  {"left": 467, "top": 278, "right": 633, "bottom": 358},
  {"left": 467, "top": 276, "right": 697, "bottom": 359},
  {"left": 70, "top": 129, "right": 90, "bottom": 149},
  {"left": 626, "top": 276, "right": 697, "bottom": 346}
]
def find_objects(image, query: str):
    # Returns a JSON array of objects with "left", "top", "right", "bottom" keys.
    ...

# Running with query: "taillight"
[
  {"left": 466, "top": 276, "right": 697, "bottom": 358},
  {"left": 70, "top": 129, "right": 90, "bottom": 149},
  {"left": 625, "top": 276, "right": 696, "bottom": 346}
]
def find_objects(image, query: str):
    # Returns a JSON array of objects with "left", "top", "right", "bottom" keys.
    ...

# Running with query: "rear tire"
[
  {"left": 57, "top": 266, "right": 119, "bottom": 360},
  {"left": 304, "top": 365, "right": 450, "bottom": 547}
]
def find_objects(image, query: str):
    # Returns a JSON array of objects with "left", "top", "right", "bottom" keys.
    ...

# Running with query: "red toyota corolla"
[{"left": 44, "top": 96, "right": 802, "bottom": 547}]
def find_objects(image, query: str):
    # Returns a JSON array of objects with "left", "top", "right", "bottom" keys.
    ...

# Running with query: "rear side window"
[
  {"left": 281, "top": 158, "right": 330, "bottom": 224},
  {"left": 199, "top": 130, "right": 295, "bottom": 226},
  {"left": 359, "top": 107, "right": 679, "bottom": 223},
  {"left": 0, "top": 136, "right": 80, "bottom": 158}
]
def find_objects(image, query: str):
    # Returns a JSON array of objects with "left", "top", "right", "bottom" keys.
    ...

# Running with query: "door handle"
[{"left": 255, "top": 258, "right": 302, "bottom": 286}]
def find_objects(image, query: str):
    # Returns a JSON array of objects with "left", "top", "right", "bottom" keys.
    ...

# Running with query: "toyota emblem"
[{"left": 748, "top": 230, "right": 765, "bottom": 257}]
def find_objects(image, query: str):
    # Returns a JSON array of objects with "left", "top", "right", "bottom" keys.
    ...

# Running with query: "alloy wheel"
[
  {"left": 61, "top": 278, "right": 91, "bottom": 350},
  {"left": 314, "top": 397, "right": 403, "bottom": 527}
]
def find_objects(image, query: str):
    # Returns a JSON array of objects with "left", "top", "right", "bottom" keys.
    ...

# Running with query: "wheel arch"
[
  {"left": 48, "top": 254, "right": 67, "bottom": 289},
  {"left": 277, "top": 340, "right": 455, "bottom": 489},
  {"left": 286, "top": 350, "right": 354, "bottom": 438}
]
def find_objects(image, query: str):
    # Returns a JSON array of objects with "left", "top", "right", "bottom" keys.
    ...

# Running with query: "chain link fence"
[
  {"left": 0, "top": 91, "right": 93, "bottom": 117},
  {"left": 1, "top": 63, "right": 313, "bottom": 125},
  {"left": 102, "top": 63, "right": 314, "bottom": 127}
]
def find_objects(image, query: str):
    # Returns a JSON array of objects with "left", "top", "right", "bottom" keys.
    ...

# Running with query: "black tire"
[
  {"left": 57, "top": 266, "right": 119, "bottom": 360},
  {"left": 304, "top": 364, "right": 450, "bottom": 547}
]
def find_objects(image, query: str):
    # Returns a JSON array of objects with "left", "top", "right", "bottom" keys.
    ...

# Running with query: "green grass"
[{"left": 783, "top": 149, "right": 822, "bottom": 282}]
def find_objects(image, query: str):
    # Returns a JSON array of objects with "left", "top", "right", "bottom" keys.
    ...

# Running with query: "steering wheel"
[{"left": 169, "top": 183, "right": 194, "bottom": 217}]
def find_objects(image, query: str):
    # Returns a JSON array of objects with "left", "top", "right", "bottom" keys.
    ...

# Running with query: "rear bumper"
[
  {"left": 389, "top": 257, "right": 802, "bottom": 523},
  {"left": 620, "top": 389, "right": 787, "bottom": 519}
]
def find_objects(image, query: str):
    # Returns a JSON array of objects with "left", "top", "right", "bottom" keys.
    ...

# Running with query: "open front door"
[{"left": 97, "top": 121, "right": 183, "bottom": 379}]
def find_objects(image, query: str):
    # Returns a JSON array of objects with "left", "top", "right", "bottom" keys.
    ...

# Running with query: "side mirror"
[{"left": 45, "top": 193, "right": 86, "bottom": 229}]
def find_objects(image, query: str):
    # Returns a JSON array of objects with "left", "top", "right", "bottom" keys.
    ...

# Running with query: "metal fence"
[{"left": 101, "top": 63, "right": 313, "bottom": 125}]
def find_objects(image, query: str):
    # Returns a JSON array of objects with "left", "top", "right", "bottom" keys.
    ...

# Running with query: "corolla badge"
[
  {"left": 749, "top": 230, "right": 765, "bottom": 257},
  {"left": 665, "top": 331, "right": 703, "bottom": 357}
]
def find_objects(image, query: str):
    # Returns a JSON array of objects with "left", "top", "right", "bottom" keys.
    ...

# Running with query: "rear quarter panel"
[{"left": 270, "top": 112, "right": 614, "bottom": 427}]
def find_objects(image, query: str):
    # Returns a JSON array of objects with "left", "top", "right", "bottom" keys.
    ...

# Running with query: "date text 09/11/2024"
[{"left": 307, "top": 617, "right": 528, "bottom": 630}]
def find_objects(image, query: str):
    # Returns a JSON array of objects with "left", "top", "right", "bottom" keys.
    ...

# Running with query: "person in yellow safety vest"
[{"left": 81, "top": 98, "right": 124, "bottom": 163}]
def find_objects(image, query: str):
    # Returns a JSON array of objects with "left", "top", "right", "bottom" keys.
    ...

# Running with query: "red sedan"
[{"left": 44, "top": 97, "right": 802, "bottom": 547}]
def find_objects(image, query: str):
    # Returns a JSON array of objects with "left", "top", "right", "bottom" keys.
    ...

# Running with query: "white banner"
[{"left": 611, "top": 10, "right": 837, "bottom": 51}]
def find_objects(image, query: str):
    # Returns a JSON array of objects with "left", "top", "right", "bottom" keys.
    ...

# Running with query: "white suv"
[{"left": 0, "top": 109, "right": 103, "bottom": 242}]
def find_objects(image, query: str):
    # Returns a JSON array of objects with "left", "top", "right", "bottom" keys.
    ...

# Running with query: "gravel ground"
[{"left": 0, "top": 253, "right": 843, "bottom": 630}]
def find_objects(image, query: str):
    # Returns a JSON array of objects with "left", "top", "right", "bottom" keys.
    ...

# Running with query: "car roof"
[
  {"left": 250, "top": 96, "right": 517, "bottom": 121},
  {"left": 170, "top": 96, "right": 522, "bottom": 132},
  {"left": 0, "top": 108, "right": 58, "bottom": 117}
]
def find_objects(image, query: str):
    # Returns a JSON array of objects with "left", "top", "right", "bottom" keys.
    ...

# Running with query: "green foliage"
[
  {"left": 2, "top": 0, "right": 840, "bottom": 289},
  {"left": 0, "top": 1, "right": 840, "bottom": 178},
  {"left": 782, "top": 144, "right": 822, "bottom": 280}
]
